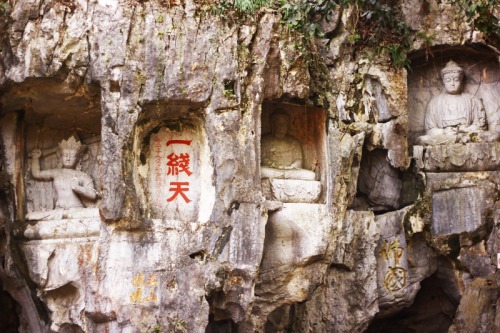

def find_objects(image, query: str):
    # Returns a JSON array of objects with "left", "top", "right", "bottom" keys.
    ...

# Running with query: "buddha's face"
[
  {"left": 61, "top": 149, "right": 79, "bottom": 169},
  {"left": 272, "top": 114, "right": 289, "bottom": 138},
  {"left": 443, "top": 73, "right": 462, "bottom": 95}
]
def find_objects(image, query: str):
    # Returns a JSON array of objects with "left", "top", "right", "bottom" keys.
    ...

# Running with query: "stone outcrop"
[{"left": 0, "top": 1, "right": 498, "bottom": 333}]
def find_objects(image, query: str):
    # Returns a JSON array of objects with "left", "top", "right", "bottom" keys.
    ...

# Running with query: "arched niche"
[
  {"left": 133, "top": 103, "right": 215, "bottom": 223},
  {"left": 0, "top": 78, "right": 102, "bottom": 219},
  {"left": 407, "top": 44, "right": 500, "bottom": 144},
  {"left": 260, "top": 102, "right": 327, "bottom": 204}
]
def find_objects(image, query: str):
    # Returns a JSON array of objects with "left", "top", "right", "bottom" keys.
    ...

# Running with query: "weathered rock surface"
[{"left": 448, "top": 275, "right": 500, "bottom": 333}]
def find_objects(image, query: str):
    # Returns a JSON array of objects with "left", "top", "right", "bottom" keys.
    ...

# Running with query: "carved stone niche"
[
  {"left": 0, "top": 79, "right": 102, "bottom": 240},
  {"left": 260, "top": 103, "right": 327, "bottom": 204},
  {"left": 134, "top": 104, "right": 215, "bottom": 224},
  {"left": 0, "top": 79, "right": 102, "bottom": 325},
  {"left": 259, "top": 103, "right": 329, "bottom": 271},
  {"left": 408, "top": 45, "right": 500, "bottom": 172}
]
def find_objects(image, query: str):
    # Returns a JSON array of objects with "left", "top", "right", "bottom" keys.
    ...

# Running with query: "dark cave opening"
[
  {"left": 365, "top": 271, "right": 460, "bottom": 333},
  {"left": 205, "top": 316, "right": 238, "bottom": 333},
  {"left": 0, "top": 282, "right": 20, "bottom": 333}
]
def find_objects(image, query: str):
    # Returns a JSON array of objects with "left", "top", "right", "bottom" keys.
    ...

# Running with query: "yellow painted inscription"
[
  {"left": 380, "top": 239, "right": 407, "bottom": 292},
  {"left": 130, "top": 273, "right": 159, "bottom": 303}
]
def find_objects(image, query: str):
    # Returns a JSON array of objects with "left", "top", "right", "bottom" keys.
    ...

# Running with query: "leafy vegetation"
[
  {"left": 233, "top": 0, "right": 272, "bottom": 12},
  {"left": 278, "top": 0, "right": 338, "bottom": 37},
  {"left": 450, "top": 0, "right": 500, "bottom": 37},
  {"left": 208, "top": 0, "right": 413, "bottom": 68},
  {"left": 350, "top": 0, "right": 412, "bottom": 68},
  {"left": 0, "top": 1, "right": 10, "bottom": 15}
]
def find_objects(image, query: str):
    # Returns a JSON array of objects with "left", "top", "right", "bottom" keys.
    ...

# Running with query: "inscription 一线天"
[{"left": 166, "top": 140, "right": 192, "bottom": 203}]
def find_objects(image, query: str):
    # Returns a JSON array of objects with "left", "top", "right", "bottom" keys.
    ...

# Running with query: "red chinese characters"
[
  {"left": 154, "top": 138, "right": 163, "bottom": 206},
  {"left": 166, "top": 153, "right": 192, "bottom": 176},
  {"left": 166, "top": 140, "right": 192, "bottom": 203}
]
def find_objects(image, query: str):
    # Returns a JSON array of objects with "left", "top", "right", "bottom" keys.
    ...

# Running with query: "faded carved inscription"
[
  {"left": 130, "top": 272, "right": 159, "bottom": 304},
  {"left": 380, "top": 239, "right": 407, "bottom": 292}
]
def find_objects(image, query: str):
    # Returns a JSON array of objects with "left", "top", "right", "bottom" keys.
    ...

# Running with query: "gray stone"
[
  {"left": 260, "top": 203, "right": 328, "bottom": 270},
  {"left": 23, "top": 214, "right": 101, "bottom": 240},
  {"left": 416, "top": 60, "right": 499, "bottom": 146},
  {"left": 0, "top": 1, "right": 499, "bottom": 332},
  {"left": 431, "top": 186, "right": 495, "bottom": 236},
  {"left": 261, "top": 109, "right": 317, "bottom": 181},
  {"left": 413, "top": 142, "right": 500, "bottom": 172},
  {"left": 291, "top": 210, "right": 380, "bottom": 333},
  {"left": 448, "top": 276, "right": 500, "bottom": 333},
  {"left": 268, "top": 179, "right": 321, "bottom": 203},
  {"left": 375, "top": 208, "right": 420, "bottom": 313},
  {"left": 358, "top": 149, "right": 402, "bottom": 211}
]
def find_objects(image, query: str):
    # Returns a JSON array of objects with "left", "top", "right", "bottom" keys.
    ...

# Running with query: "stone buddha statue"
[
  {"left": 416, "top": 60, "right": 500, "bottom": 146},
  {"left": 261, "top": 110, "right": 316, "bottom": 181},
  {"left": 26, "top": 136, "right": 99, "bottom": 220}
]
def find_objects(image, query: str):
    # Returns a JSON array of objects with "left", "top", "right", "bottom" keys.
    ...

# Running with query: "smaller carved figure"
[
  {"left": 261, "top": 110, "right": 316, "bottom": 180},
  {"left": 416, "top": 60, "right": 500, "bottom": 145},
  {"left": 29, "top": 136, "right": 98, "bottom": 210}
]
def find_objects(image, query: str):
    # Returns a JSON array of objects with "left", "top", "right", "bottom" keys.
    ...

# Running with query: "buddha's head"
[
  {"left": 271, "top": 109, "right": 290, "bottom": 139},
  {"left": 58, "top": 136, "right": 83, "bottom": 169},
  {"left": 441, "top": 60, "right": 464, "bottom": 95}
]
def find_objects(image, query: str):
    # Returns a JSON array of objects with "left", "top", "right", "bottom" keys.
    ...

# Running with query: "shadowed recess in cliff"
[
  {"left": 0, "top": 283, "right": 20, "bottom": 333},
  {"left": 365, "top": 270, "right": 460, "bottom": 333}
]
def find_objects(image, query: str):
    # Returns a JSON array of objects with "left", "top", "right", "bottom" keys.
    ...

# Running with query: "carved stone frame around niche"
[
  {"left": 0, "top": 78, "right": 101, "bottom": 243},
  {"left": 132, "top": 102, "right": 216, "bottom": 225},
  {"left": 0, "top": 79, "right": 102, "bottom": 239},
  {"left": 259, "top": 102, "right": 329, "bottom": 271}
]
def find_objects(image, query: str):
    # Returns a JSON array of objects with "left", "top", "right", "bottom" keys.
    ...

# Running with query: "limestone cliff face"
[{"left": 0, "top": 1, "right": 498, "bottom": 332}]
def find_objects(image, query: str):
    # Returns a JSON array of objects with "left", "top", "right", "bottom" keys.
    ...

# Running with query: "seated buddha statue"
[
  {"left": 416, "top": 60, "right": 500, "bottom": 146},
  {"left": 261, "top": 110, "right": 316, "bottom": 181}
]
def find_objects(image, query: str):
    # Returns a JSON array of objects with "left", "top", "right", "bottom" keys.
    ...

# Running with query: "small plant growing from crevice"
[
  {"left": 222, "top": 79, "right": 236, "bottom": 98},
  {"left": 416, "top": 30, "right": 436, "bottom": 60},
  {"left": 234, "top": 0, "right": 273, "bottom": 13},
  {"left": 0, "top": 1, "right": 10, "bottom": 15}
]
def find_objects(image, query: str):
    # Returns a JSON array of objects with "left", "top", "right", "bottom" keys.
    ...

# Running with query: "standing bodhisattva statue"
[
  {"left": 29, "top": 136, "right": 98, "bottom": 210},
  {"left": 416, "top": 60, "right": 499, "bottom": 145}
]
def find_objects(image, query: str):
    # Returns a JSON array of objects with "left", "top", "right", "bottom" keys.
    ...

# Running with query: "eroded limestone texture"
[
  {"left": 431, "top": 186, "right": 494, "bottom": 236},
  {"left": 356, "top": 149, "right": 402, "bottom": 211}
]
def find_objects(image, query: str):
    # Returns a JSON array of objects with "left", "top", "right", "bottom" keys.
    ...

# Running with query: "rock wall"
[{"left": 0, "top": 1, "right": 498, "bottom": 332}]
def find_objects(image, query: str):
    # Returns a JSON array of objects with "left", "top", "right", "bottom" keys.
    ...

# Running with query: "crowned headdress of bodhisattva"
[
  {"left": 58, "top": 136, "right": 83, "bottom": 153},
  {"left": 441, "top": 60, "right": 464, "bottom": 79}
]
